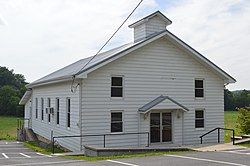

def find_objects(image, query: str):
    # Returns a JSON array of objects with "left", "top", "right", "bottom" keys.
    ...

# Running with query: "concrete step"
[
  {"left": 241, "top": 135, "right": 250, "bottom": 139},
  {"left": 235, "top": 138, "right": 250, "bottom": 144},
  {"left": 231, "top": 136, "right": 242, "bottom": 140}
]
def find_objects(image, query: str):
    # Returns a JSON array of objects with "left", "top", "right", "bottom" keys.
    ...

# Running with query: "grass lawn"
[
  {"left": 24, "top": 141, "right": 192, "bottom": 161},
  {"left": 0, "top": 116, "right": 18, "bottom": 140},
  {"left": 64, "top": 150, "right": 193, "bottom": 161},
  {"left": 224, "top": 111, "right": 240, "bottom": 142},
  {"left": 24, "top": 141, "right": 65, "bottom": 154},
  {"left": 238, "top": 142, "right": 250, "bottom": 148}
]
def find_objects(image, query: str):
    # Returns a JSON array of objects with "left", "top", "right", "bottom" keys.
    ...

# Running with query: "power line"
[{"left": 71, "top": 0, "right": 144, "bottom": 92}]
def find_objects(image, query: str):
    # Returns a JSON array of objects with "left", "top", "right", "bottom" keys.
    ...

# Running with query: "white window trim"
[
  {"left": 66, "top": 97, "right": 71, "bottom": 128},
  {"left": 47, "top": 98, "right": 51, "bottom": 124},
  {"left": 41, "top": 98, "right": 44, "bottom": 122},
  {"left": 110, "top": 110, "right": 124, "bottom": 134},
  {"left": 195, "top": 109, "right": 205, "bottom": 130},
  {"left": 35, "top": 98, "right": 38, "bottom": 119},
  {"left": 110, "top": 75, "right": 124, "bottom": 99},
  {"left": 56, "top": 97, "right": 60, "bottom": 126},
  {"left": 194, "top": 78, "right": 205, "bottom": 100}
]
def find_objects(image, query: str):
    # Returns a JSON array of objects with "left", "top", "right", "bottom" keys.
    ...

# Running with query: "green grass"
[
  {"left": 224, "top": 111, "right": 241, "bottom": 142},
  {"left": 64, "top": 150, "right": 193, "bottom": 161},
  {"left": 0, "top": 116, "right": 18, "bottom": 140},
  {"left": 238, "top": 142, "right": 250, "bottom": 148},
  {"left": 23, "top": 141, "right": 65, "bottom": 154},
  {"left": 24, "top": 141, "right": 193, "bottom": 161}
]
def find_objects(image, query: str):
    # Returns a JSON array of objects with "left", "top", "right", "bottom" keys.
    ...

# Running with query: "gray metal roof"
[
  {"left": 28, "top": 42, "right": 135, "bottom": 87},
  {"left": 128, "top": 11, "right": 172, "bottom": 28},
  {"left": 138, "top": 95, "right": 189, "bottom": 113},
  {"left": 27, "top": 22, "right": 235, "bottom": 88},
  {"left": 27, "top": 30, "right": 167, "bottom": 88}
]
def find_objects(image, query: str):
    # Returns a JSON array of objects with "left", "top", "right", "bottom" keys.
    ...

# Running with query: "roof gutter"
[{"left": 26, "top": 76, "right": 74, "bottom": 88}]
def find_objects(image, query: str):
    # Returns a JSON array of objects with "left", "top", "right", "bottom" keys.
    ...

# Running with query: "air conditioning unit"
[
  {"left": 45, "top": 108, "right": 50, "bottom": 114},
  {"left": 49, "top": 107, "right": 54, "bottom": 114}
]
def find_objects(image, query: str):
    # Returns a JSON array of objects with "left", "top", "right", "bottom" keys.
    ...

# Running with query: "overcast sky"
[{"left": 0, "top": 0, "right": 249, "bottom": 90}]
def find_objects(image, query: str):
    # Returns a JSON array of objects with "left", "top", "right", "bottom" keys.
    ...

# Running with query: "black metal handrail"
[
  {"left": 51, "top": 132, "right": 149, "bottom": 154},
  {"left": 200, "top": 127, "right": 235, "bottom": 145}
]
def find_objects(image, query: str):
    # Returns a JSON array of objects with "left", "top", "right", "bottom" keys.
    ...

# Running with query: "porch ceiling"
[{"left": 138, "top": 95, "right": 189, "bottom": 114}]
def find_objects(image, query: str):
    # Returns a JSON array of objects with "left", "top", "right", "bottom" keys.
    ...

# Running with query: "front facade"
[{"left": 20, "top": 11, "right": 235, "bottom": 152}]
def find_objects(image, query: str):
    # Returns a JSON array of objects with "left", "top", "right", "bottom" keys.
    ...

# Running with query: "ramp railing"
[
  {"left": 200, "top": 127, "right": 235, "bottom": 145},
  {"left": 51, "top": 132, "right": 149, "bottom": 154}
]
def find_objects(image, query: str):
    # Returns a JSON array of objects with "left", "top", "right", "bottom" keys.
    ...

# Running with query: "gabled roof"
[
  {"left": 27, "top": 30, "right": 167, "bottom": 88},
  {"left": 27, "top": 25, "right": 236, "bottom": 88},
  {"left": 138, "top": 95, "right": 189, "bottom": 113},
  {"left": 19, "top": 90, "right": 32, "bottom": 105},
  {"left": 128, "top": 11, "right": 172, "bottom": 28},
  {"left": 27, "top": 42, "right": 135, "bottom": 88}
]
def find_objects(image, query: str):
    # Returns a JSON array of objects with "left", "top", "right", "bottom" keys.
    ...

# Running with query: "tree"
[
  {"left": 237, "top": 107, "right": 250, "bottom": 134},
  {"left": 0, "top": 85, "right": 20, "bottom": 116},
  {"left": 0, "top": 66, "right": 27, "bottom": 116},
  {"left": 224, "top": 89, "right": 250, "bottom": 111}
]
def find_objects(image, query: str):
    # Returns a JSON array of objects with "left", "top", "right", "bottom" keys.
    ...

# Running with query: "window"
[
  {"left": 195, "top": 79, "right": 204, "bottom": 98},
  {"left": 195, "top": 110, "right": 204, "bottom": 128},
  {"left": 111, "top": 77, "right": 123, "bottom": 97},
  {"left": 111, "top": 112, "right": 123, "bottom": 133},
  {"left": 35, "top": 98, "right": 38, "bottom": 119},
  {"left": 56, "top": 98, "right": 59, "bottom": 125},
  {"left": 47, "top": 98, "right": 51, "bottom": 123},
  {"left": 41, "top": 98, "right": 44, "bottom": 121},
  {"left": 66, "top": 98, "right": 70, "bottom": 128}
]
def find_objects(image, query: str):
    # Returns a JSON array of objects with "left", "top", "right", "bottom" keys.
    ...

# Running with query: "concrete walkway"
[{"left": 192, "top": 143, "right": 246, "bottom": 152}]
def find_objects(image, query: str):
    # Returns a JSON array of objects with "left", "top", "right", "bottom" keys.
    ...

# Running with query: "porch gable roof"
[{"left": 138, "top": 95, "right": 189, "bottom": 113}]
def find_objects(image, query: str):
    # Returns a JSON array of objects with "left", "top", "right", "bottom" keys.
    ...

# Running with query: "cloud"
[
  {"left": 0, "top": 0, "right": 157, "bottom": 82},
  {"left": 0, "top": 14, "right": 7, "bottom": 25},
  {"left": 0, "top": 0, "right": 249, "bottom": 90},
  {"left": 164, "top": 0, "right": 250, "bottom": 90}
]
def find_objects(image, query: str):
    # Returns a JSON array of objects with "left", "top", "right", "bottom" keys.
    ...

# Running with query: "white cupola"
[{"left": 129, "top": 11, "right": 172, "bottom": 42}]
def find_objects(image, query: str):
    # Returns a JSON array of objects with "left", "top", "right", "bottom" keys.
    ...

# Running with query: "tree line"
[
  {"left": 0, "top": 66, "right": 249, "bottom": 116},
  {"left": 0, "top": 67, "right": 27, "bottom": 116},
  {"left": 224, "top": 89, "right": 250, "bottom": 111}
]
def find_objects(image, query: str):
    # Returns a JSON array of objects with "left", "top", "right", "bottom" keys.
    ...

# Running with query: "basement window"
[
  {"left": 111, "top": 112, "right": 123, "bottom": 133},
  {"left": 195, "top": 79, "right": 204, "bottom": 98},
  {"left": 111, "top": 76, "right": 123, "bottom": 97},
  {"left": 195, "top": 109, "right": 204, "bottom": 128}
]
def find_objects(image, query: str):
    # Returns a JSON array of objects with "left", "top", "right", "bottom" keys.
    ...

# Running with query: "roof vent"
[{"left": 129, "top": 11, "right": 172, "bottom": 42}]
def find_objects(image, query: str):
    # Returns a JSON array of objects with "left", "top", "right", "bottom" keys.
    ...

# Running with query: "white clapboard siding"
[
  {"left": 30, "top": 81, "right": 80, "bottom": 151},
  {"left": 81, "top": 36, "right": 224, "bottom": 147},
  {"left": 133, "top": 15, "right": 167, "bottom": 42}
]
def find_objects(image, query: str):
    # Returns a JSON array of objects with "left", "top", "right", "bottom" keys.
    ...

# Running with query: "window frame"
[
  {"left": 195, "top": 109, "right": 205, "bottom": 129},
  {"left": 195, "top": 78, "right": 205, "bottom": 99},
  {"left": 47, "top": 98, "right": 51, "bottom": 124},
  {"left": 35, "top": 98, "right": 38, "bottom": 119},
  {"left": 41, "top": 98, "right": 44, "bottom": 121},
  {"left": 110, "top": 111, "right": 123, "bottom": 133},
  {"left": 56, "top": 98, "right": 60, "bottom": 126},
  {"left": 66, "top": 98, "right": 71, "bottom": 129},
  {"left": 111, "top": 76, "right": 124, "bottom": 98}
]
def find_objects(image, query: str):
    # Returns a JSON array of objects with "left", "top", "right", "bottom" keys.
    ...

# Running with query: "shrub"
[{"left": 237, "top": 107, "right": 250, "bottom": 134}]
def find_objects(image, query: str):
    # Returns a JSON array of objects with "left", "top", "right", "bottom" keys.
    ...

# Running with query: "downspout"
[
  {"left": 79, "top": 80, "right": 83, "bottom": 151},
  {"left": 138, "top": 112, "right": 141, "bottom": 146},
  {"left": 182, "top": 111, "right": 184, "bottom": 145}
]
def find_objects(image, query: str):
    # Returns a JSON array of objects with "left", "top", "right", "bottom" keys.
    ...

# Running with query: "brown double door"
[{"left": 150, "top": 112, "right": 172, "bottom": 143}]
